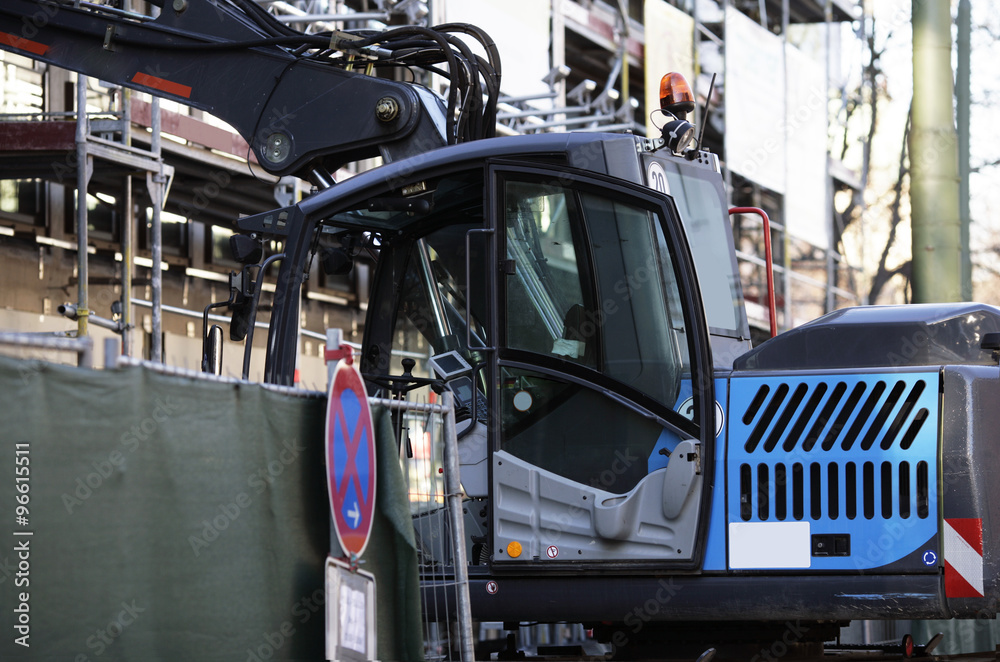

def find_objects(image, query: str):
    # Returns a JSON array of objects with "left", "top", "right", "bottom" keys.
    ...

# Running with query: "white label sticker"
[
  {"left": 677, "top": 396, "right": 725, "bottom": 437},
  {"left": 729, "top": 522, "right": 811, "bottom": 569},
  {"left": 647, "top": 161, "right": 669, "bottom": 194}
]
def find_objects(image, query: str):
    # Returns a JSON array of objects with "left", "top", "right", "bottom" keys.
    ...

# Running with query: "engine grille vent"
[
  {"left": 730, "top": 373, "right": 938, "bottom": 525},
  {"left": 737, "top": 459, "right": 929, "bottom": 522},
  {"left": 741, "top": 378, "right": 929, "bottom": 455}
]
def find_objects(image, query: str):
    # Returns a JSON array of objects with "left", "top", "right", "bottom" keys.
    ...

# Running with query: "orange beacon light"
[{"left": 659, "top": 72, "right": 696, "bottom": 120}]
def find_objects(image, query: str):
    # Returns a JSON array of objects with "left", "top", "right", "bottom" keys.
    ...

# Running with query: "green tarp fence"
[{"left": 0, "top": 356, "right": 422, "bottom": 661}]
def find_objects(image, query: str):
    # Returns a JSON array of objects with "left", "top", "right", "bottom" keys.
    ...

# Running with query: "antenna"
[{"left": 695, "top": 73, "right": 717, "bottom": 152}]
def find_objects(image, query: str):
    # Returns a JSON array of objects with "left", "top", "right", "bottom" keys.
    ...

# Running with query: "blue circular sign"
[{"left": 326, "top": 361, "right": 376, "bottom": 557}]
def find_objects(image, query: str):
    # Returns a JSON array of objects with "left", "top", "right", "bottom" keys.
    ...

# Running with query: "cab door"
[{"left": 489, "top": 165, "right": 715, "bottom": 568}]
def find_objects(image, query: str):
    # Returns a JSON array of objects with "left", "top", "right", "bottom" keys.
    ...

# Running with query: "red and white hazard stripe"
[{"left": 944, "top": 518, "right": 984, "bottom": 598}]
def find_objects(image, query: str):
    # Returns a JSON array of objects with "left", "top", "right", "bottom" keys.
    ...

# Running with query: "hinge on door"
[
  {"left": 501, "top": 259, "right": 516, "bottom": 275},
  {"left": 688, "top": 445, "right": 702, "bottom": 475}
]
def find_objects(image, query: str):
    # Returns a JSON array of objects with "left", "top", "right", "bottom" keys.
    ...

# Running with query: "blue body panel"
[
  {"left": 704, "top": 377, "right": 729, "bottom": 571},
  {"left": 725, "top": 369, "right": 940, "bottom": 571}
]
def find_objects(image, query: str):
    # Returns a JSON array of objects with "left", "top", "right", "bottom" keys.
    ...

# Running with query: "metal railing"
[
  {"left": 0, "top": 332, "right": 93, "bottom": 368},
  {"left": 371, "top": 393, "right": 475, "bottom": 662}
]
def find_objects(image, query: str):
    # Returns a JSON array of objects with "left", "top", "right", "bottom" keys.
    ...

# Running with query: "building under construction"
[{"left": 0, "top": 0, "right": 863, "bottom": 378}]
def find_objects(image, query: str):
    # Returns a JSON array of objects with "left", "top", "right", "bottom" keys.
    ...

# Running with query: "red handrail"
[{"left": 729, "top": 207, "right": 777, "bottom": 338}]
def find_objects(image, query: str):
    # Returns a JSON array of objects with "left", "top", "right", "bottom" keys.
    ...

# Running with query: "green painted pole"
[
  {"left": 957, "top": 0, "right": 971, "bottom": 300},
  {"left": 910, "top": 0, "right": 962, "bottom": 303}
]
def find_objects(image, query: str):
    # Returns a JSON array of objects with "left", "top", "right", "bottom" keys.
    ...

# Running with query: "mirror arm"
[{"left": 241, "top": 253, "right": 286, "bottom": 380}]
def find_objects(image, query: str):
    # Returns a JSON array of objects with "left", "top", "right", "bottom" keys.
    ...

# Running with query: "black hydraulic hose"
[
  {"left": 471, "top": 54, "right": 499, "bottom": 138},
  {"left": 378, "top": 33, "right": 498, "bottom": 140},
  {"left": 436, "top": 24, "right": 501, "bottom": 139},
  {"left": 331, "top": 26, "right": 462, "bottom": 142},
  {"left": 438, "top": 32, "right": 483, "bottom": 140},
  {"left": 481, "top": 58, "right": 500, "bottom": 137},
  {"left": 331, "top": 26, "right": 445, "bottom": 50},
  {"left": 435, "top": 23, "right": 502, "bottom": 93},
  {"left": 435, "top": 23, "right": 502, "bottom": 78},
  {"left": 432, "top": 38, "right": 474, "bottom": 141},
  {"left": 371, "top": 39, "right": 453, "bottom": 59}
]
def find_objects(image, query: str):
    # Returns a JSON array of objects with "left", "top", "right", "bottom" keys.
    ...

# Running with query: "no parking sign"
[{"left": 326, "top": 361, "right": 377, "bottom": 558}]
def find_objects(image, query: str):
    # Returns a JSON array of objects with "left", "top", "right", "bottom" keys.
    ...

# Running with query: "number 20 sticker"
[{"left": 647, "top": 161, "right": 669, "bottom": 194}]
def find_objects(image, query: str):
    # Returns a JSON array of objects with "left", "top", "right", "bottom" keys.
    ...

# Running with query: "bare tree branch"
[
  {"left": 868, "top": 103, "right": 912, "bottom": 304},
  {"left": 971, "top": 157, "right": 1000, "bottom": 174},
  {"left": 836, "top": 14, "right": 882, "bottom": 248}
]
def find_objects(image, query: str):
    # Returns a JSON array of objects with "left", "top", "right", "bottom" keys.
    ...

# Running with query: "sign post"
[{"left": 324, "top": 341, "right": 378, "bottom": 661}]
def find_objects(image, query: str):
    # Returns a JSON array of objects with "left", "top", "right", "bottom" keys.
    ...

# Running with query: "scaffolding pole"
[
  {"left": 150, "top": 96, "right": 164, "bottom": 362},
  {"left": 121, "top": 89, "right": 134, "bottom": 356},
  {"left": 121, "top": 174, "right": 133, "bottom": 355},
  {"left": 75, "top": 74, "right": 91, "bottom": 339}
]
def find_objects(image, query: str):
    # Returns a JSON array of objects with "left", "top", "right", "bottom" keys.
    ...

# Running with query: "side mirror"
[
  {"left": 205, "top": 324, "right": 224, "bottom": 375},
  {"left": 228, "top": 268, "right": 254, "bottom": 342}
]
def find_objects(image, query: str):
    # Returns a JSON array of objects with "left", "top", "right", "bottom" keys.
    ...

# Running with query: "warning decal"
[{"left": 944, "top": 518, "right": 984, "bottom": 599}]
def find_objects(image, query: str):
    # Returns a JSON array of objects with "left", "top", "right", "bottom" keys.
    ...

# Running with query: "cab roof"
[{"left": 239, "top": 132, "right": 644, "bottom": 235}]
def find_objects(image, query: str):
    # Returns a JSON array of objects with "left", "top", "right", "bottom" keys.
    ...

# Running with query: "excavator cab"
[{"left": 313, "top": 134, "right": 723, "bottom": 581}]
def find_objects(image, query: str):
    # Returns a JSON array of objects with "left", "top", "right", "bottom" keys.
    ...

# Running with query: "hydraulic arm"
[{"left": 0, "top": 0, "right": 500, "bottom": 179}]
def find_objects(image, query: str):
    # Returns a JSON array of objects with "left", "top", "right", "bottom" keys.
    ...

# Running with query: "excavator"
[{"left": 2, "top": 1, "right": 1000, "bottom": 658}]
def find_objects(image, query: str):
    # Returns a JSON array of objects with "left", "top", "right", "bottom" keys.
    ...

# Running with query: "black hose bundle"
[
  {"left": 215, "top": 1, "right": 502, "bottom": 143},
  {"left": 327, "top": 23, "right": 502, "bottom": 144}
]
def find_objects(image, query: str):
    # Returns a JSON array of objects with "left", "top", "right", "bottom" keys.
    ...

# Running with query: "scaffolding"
[
  {"left": 0, "top": 71, "right": 173, "bottom": 362},
  {"left": 70, "top": 74, "right": 173, "bottom": 359}
]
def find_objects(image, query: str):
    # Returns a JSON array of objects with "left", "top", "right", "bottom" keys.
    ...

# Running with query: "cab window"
[
  {"left": 500, "top": 175, "right": 695, "bottom": 492},
  {"left": 502, "top": 177, "right": 692, "bottom": 412}
]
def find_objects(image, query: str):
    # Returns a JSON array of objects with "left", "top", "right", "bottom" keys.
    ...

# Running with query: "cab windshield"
[{"left": 647, "top": 157, "right": 746, "bottom": 338}]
